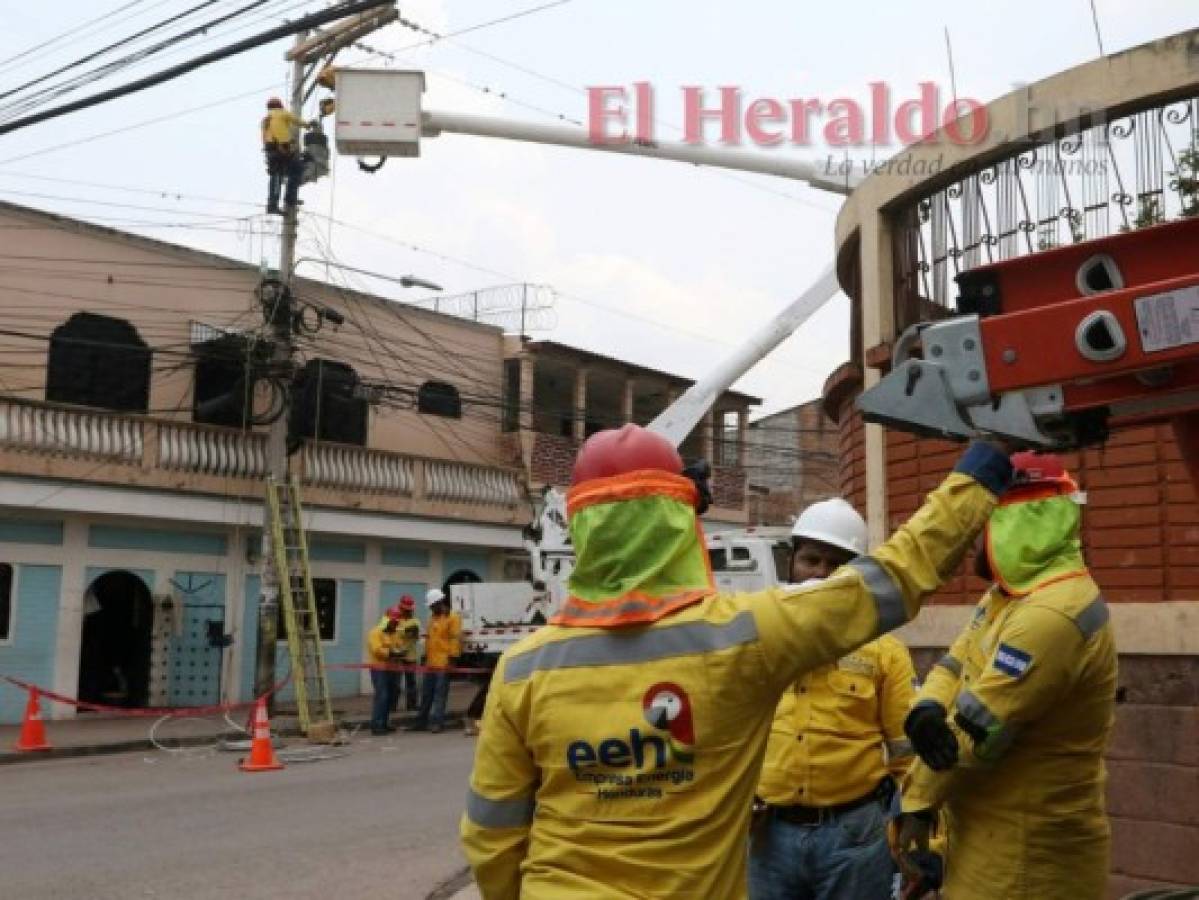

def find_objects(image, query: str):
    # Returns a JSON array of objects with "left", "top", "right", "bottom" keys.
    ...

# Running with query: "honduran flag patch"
[{"left": 993, "top": 644, "right": 1032, "bottom": 679}]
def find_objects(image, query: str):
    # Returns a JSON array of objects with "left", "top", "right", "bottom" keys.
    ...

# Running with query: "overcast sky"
[{"left": 0, "top": 0, "right": 1195, "bottom": 417}]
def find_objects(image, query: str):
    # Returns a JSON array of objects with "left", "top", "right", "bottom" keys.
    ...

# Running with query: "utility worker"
[
  {"left": 750, "top": 498, "right": 916, "bottom": 900},
  {"left": 260, "top": 97, "right": 313, "bottom": 215},
  {"left": 406, "top": 589, "right": 461, "bottom": 734},
  {"left": 394, "top": 595, "right": 422, "bottom": 712},
  {"left": 896, "top": 451, "right": 1116, "bottom": 900},
  {"left": 459, "top": 424, "right": 1013, "bottom": 899},
  {"left": 365, "top": 607, "right": 404, "bottom": 735}
]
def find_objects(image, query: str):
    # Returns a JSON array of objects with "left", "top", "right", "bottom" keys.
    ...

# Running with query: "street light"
[{"left": 292, "top": 257, "right": 444, "bottom": 293}]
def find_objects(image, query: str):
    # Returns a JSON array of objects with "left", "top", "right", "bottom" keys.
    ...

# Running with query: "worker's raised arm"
[
  {"left": 460, "top": 656, "right": 538, "bottom": 900},
  {"left": 755, "top": 443, "right": 1011, "bottom": 693}
]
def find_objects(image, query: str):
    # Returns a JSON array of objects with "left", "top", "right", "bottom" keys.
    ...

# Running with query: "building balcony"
[{"left": 0, "top": 396, "right": 527, "bottom": 524}]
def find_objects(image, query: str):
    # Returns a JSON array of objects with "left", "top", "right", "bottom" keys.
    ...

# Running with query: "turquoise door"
[{"left": 168, "top": 572, "right": 227, "bottom": 707}]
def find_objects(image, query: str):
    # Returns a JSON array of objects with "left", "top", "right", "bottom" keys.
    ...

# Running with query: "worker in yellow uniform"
[
  {"left": 459, "top": 424, "right": 1013, "bottom": 900},
  {"left": 260, "top": 97, "right": 315, "bottom": 215},
  {"left": 394, "top": 595, "right": 422, "bottom": 712},
  {"left": 896, "top": 451, "right": 1117, "bottom": 900},
  {"left": 751, "top": 498, "right": 916, "bottom": 900},
  {"left": 365, "top": 607, "right": 404, "bottom": 735},
  {"left": 406, "top": 589, "right": 461, "bottom": 734}
]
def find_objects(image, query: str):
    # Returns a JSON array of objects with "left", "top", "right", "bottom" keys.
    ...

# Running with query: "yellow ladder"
[{"left": 267, "top": 476, "right": 336, "bottom": 741}]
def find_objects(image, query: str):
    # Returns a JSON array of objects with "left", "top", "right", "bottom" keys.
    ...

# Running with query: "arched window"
[
  {"left": 46, "top": 313, "right": 150, "bottom": 412},
  {"left": 417, "top": 381, "right": 461, "bottom": 418},
  {"left": 192, "top": 333, "right": 256, "bottom": 428},
  {"left": 288, "top": 358, "right": 368, "bottom": 447}
]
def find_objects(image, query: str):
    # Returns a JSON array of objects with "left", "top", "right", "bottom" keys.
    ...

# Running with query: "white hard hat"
[
  {"left": 425, "top": 588, "right": 446, "bottom": 608},
  {"left": 791, "top": 498, "right": 867, "bottom": 557}
]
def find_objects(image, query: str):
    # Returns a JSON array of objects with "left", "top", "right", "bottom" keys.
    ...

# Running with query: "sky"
[{"left": 0, "top": 0, "right": 1195, "bottom": 418}]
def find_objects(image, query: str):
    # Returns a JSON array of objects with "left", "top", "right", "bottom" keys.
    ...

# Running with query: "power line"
[
  {"left": 0, "top": 0, "right": 390, "bottom": 137},
  {"left": 0, "top": 0, "right": 158, "bottom": 74},
  {"left": 0, "top": 0, "right": 227, "bottom": 110}
]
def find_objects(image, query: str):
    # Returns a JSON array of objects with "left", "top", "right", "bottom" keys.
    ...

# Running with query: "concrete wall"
[
  {"left": 0, "top": 201, "right": 511, "bottom": 468},
  {"left": 0, "top": 508, "right": 508, "bottom": 723}
]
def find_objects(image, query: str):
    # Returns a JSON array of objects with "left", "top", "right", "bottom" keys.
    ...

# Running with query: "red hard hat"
[
  {"left": 266, "top": 97, "right": 284, "bottom": 109},
  {"left": 570, "top": 424, "right": 682, "bottom": 485},
  {"left": 385, "top": 606, "right": 403, "bottom": 622},
  {"left": 398, "top": 595, "right": 415, "bottom": 612},
  {"left": 1011, "top": 451, "right": 1067, "bottom": 486}
]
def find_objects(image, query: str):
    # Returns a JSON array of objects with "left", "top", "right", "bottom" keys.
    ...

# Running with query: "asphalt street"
[{"left": 1, "top": 729, "right": 478, "bottom": 899}]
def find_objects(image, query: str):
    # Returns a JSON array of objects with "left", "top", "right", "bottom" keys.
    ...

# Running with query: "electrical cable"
[{"left": 0, "top": 0, "right": 391, "bottom": 137}]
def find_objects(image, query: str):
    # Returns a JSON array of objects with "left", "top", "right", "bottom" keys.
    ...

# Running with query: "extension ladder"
[{"left": 267, "top": 476, "right": 336, "bottom": 741}]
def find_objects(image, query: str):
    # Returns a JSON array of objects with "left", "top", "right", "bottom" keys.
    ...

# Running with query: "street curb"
[{"left": 0, "top": 712, "right": 466, "bottom": 765}]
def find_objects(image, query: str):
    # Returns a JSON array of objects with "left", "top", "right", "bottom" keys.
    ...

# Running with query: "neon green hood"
[
  {"left": 986, "top": 493, "right": 1086, "bottom": 596},
  {"left": 554, "top": 470, "right": 715, "bottom": 627}
]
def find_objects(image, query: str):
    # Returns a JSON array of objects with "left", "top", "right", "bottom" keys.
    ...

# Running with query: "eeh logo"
[
  {"left": 642, "top": 682, "right": 695, "bottom": 763},
  {"left": 565, "top": 681, "right": 698, "bottom": 774}
]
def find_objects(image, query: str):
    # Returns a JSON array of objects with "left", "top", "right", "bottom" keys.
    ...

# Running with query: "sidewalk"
[{"left": 0, "top": 682, "right": 476, "bottom": 764}]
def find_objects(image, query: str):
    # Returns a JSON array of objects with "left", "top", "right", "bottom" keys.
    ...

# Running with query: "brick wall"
[
  {"left": 828, "top": 368, "right": 1199, "bottom": 894},
  {"left": 744, "top": 400, "right": 841, "bottom": 524},
  {"left": 530, "top": 432, "right": 578, "bottom": 487},
  {"left": 712, "top": 466, "right": 746, "bottom": 511}
]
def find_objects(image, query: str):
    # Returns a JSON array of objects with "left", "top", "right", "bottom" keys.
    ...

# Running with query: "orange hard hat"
[{"left": 570, "top": 424, "right": 682, "bottom": 485}]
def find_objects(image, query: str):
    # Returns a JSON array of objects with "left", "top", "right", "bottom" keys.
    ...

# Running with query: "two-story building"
[
  {"left": 501, "top": 337, "right": 759, "bottom": 529},
  {"left": 0, "top": 200, "right": 758, "bottom": 723},
  {"left": 0, "top": 199, "right": 530, "bottom": 722}
]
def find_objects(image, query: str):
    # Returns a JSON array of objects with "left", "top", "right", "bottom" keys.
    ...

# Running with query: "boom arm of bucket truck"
[
  {"left": 331, "top": 70, "right": 856, "bottom": 648},
  {"left": 856, "top": 216, "right": 1199, "bottom": 492}
]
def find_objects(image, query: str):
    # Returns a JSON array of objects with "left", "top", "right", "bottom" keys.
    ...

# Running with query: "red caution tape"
[
  {"left": 1, "top": 674, "right": 292, "bottom": 719},
  {"left": 331, "top": 662, "right": 494, "bottom": 676}
]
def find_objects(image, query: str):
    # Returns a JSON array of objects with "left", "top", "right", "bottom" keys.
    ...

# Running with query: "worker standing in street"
[
  {"left": 406, "top": 589, "right": 461, "bottom": 734},
  {"left": 260, "top": 97, "right": 312, "bottom": 215},
  {"left": 896, "top": 452, "right": 1116, "bottom": 900},
  {"left": 365, "top": 607, "right": 403, "bottom": 735},
  {"left": 460, "top": 424, "right": 1012, "bottom": 900},
  {"left": 394, "top": 595, "right": 422, "bottom": 713},
  {"left": 750, "top": 498, "right": 916, "bottom": 900}
]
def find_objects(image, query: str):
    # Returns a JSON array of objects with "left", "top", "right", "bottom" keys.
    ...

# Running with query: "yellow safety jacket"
[
  {"left": 396, "top": 615, "right": 422, "bottom": 663},
  {"left": 461, "top": 454, "right": 1006, "bottom": 900},
  {"left": 902, "top": 488, "right": 1117, "bottom": 900},
  {"left": 374, "top": 614, "right": 422, "bottom": 663},
  {"left": 365, "top": 623, "right": 403, "bottom": 664},
  {"left": 261, "top": 108, "right": 301, "bottom": 148},
  {"left": 426, "top": 612, "right": 462, "bottom": 669},
  {"left": 757, "top": 634, "right": 916, "bottom": 807}
]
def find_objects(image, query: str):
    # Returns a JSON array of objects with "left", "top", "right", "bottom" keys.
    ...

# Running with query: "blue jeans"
[
  {"left": 265, "top": 150, "right": 304, "bottom": 208},
  {"left": 369, "top": 669, "right": 396, "bottom": 731},
  {"left": 418, "top": 670, "right": 450, "bottom": 727},
  {"left": 748, "top": 799, "right": 895, "bottom": 900}
]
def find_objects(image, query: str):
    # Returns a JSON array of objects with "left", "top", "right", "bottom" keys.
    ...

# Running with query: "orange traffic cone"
[
  {"left": 15, "top": 686, "right": 51, "bottom": 752},
  {"left": 238, "top": 698, "right": 284, "bottom": 772}
]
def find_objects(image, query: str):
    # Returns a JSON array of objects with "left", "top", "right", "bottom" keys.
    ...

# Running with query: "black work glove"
[
  {"left": 904, "top": 701, "right": 958, "bottom": 771},
  {"left": 682, "top": 459, "right": 713, "bottom": 515}
]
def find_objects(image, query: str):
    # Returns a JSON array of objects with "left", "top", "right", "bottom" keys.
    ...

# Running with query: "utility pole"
[
  {"left": 250, "top": 3, "right": 401, "bottom": 708},
  {"left": 252, "top": 32, "right": 308, "bottom": 707}
]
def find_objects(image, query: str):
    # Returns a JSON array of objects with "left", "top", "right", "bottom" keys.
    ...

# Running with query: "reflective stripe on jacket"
[
  {"left": 903, "top": 577, "right": 1116, "bottom": 900},
  {"left": 460, "top": 467, "right": 1001, "bottom": 900},
  {"left": 757, "top": 633, "right": 916, "bottom": 807}
]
